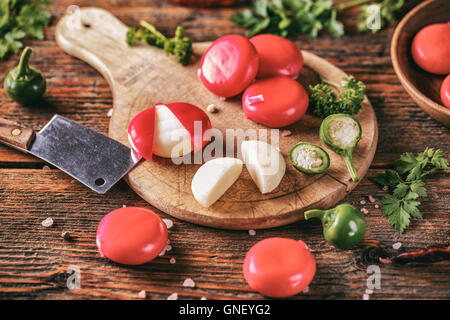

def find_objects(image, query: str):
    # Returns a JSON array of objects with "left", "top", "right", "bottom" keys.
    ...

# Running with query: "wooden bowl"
[{"left": 391, "top": 0, "right": 450, "bottom": 126}]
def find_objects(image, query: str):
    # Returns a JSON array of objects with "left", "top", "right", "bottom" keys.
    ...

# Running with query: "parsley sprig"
[
  {"left": 371, "top": 148, "right": 449, "bottom": 233},
  {"left": 127, "top": 21, "right": 193, "bottom": 66},
  {"left": 0, "top": 0, "right": 51, "bottom": 58},
  {"left": 231, "top": 0, "right": 404, "bottom": 38},
  {"left": 309, "top": 75, "right": 366, "bottom": 118}
]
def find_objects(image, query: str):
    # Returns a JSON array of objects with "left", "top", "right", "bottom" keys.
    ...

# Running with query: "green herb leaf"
[
  {"left": 309, "top": 75, "right": 366, "bottom": 118},
  {"left": 0, "top": 28, "right": 25, "bottom": 58},
  {"left": 126, "top": 21, "right": 193, "bottom": 66},
  {"left": 372, "top": 148, "right": 448, "bottom": 233},
  {"left": 231, "top": 0, "right": 405, "bottom": 38},
  {"left": 231, "top": 0, "right": 345, "bottom": 38},
  {"left": 0, "top": 0, "right": 51, "bottom": 58}
]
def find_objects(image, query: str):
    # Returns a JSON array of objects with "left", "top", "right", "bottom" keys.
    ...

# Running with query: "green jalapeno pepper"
[
  {"left": 289, "top": 142, "right": 330, "bottom": 174},
  {"left": 319, "top": 114, "right": 361, "bottom": 182},
  {"left": 4, "top": 47, "right": 46, "bottom": 105},
  {"left": 304, "top": 203, "right": 366, "bottom": 249}
]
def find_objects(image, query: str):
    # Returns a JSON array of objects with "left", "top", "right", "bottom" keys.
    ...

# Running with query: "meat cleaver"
[{"left": 0, "top": 115, "right": 141, "bottom": 193}]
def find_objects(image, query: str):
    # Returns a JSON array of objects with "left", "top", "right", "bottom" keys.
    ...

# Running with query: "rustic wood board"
[
  {"left": 55, "top": 7, "right": 378, "bottom": 230},
  {"left": 1, "top": 0, "right": 448, "bottom": 300}
]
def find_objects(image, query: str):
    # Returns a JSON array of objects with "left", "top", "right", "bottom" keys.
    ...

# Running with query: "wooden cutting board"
[{"left": 56, "top": 7, "right": 378, "bottom": 230}]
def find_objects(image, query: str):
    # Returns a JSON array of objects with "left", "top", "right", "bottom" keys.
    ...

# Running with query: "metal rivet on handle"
[{"left": 11, "top": 128, "right": 22, "bottom": 136}]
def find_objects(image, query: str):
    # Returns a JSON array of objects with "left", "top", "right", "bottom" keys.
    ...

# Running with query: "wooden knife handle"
[{"left": 0, "top": 117, "right": 36, "bottom": 152}]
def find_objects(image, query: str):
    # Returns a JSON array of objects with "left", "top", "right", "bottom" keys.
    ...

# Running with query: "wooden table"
[{"left": 0, "top": 0, "right": 448, "bottom": 300}]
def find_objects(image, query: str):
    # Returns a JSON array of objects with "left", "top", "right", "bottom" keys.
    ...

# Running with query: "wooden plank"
[
  {"left": 0, "top": 0, "right": 448, "bottom": 299},
  {"left": 0, "top": 169, "right": 448, "bottom": 299}
]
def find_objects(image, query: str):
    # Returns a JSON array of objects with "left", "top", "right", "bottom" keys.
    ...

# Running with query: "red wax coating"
[
  {"left": 96, "top": 207, "right": 168, "bottom": 265},
  {"left": 250, "top": 34, "right": 303, "bottom": 79},
  {"left": 440, "top": 74, "right": 450, "bottom": 109},
  {"left": 243, "top": 238, "right": 316, "bottom": 298},
  {"left": 199, "top": 34, "right": 259, "bottom": 97},
  {"left": 128, "top": 107, "right": 156, "bottom": 161},
  {"left": 127, "top": 102, "right": 212, "bottom": 161},
  {"left": 242, "top": 76, "right": 309, "bottom": 128},
  {"left": 411, "top": 22, "right": 450, "bottom": 75},
  {"left": 164, "top": 102, "right": 212, "bottom": 151}
]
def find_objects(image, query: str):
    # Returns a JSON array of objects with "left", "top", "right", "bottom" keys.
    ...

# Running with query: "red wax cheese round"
[
  {"left": 441, "top": 74, "right": 450, "bottom": 109},
  {"left": 198, "top": 34, "right": 259, "bottom": 97},
  {"left": 250, "top": 34, "right": 303, "bottom": 79},
  {"left": 411, "top": 23, "right": 450, "bottom": 75},
  {"left": 243, "top": 238, "right": 316, "bottom": 298},
  {"left": 128, "top": 102, "right": 212, "bottom": 161},
  {"left": 96, "top": 207, "right": 168, "bottom": 265},
  {"left": 242, "top": 76, "right": 309, "bottom": 128}
]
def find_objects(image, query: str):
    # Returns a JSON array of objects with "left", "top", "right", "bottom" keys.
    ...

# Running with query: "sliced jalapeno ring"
[{"left": 289, "top": 142, "right": 330, "bottom": 174}]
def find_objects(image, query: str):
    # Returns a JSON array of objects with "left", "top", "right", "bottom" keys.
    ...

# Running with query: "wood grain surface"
[
  {"left": 55, "top": 7, "right": 377, "bottom": 229},
  {"left": 0, "top": 0, "right": 449, "bottom": 300}
]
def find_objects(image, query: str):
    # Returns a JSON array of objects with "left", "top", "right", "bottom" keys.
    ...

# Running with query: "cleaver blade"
[{"left": 24, "top": 115, "right": 141, "bottom": 194}]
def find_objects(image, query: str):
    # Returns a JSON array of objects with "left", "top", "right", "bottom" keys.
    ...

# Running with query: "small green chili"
[
  {"left": 289, "top": 142, "right": 330, "bottom": 174},
  {"left": 4, "top": 47, "right": 46, "bottom": 105},
  {"left": 304, "top": 203, "right": 366, "bottom": 249}
]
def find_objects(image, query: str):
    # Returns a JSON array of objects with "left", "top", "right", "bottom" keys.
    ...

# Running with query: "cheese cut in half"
[
  {"left": 241, "top": 140, "right": 286, "bottom": 194},
  {"left": 153, "top": 105, "right": 192, "bottom": 158},
  {"left": 128, "top": 102, "right": 212, "bottom": 161},
  {"left": 192, "top": 157, "right": 243, "bottom": 208}
]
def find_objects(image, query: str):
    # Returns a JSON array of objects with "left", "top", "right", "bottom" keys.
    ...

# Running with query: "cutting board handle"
[
  {"left": 55, "top": 7, "right": 137, "bottom": 93},
  {"left": 0, "top": 117, "right": 35, "bottom": 152}
]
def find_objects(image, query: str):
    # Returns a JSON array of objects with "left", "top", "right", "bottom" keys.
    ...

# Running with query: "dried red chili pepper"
[{"left": 379, "top": 246, "right": 450, "bottom": 264}]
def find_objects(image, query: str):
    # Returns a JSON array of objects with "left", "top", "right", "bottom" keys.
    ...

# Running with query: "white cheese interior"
[
  {"left": 153, "top": 105, "right": 192, "bottom": 158},
  {"left": 241, "top": 140, "right": 286, "bottom": 194},
  {"left": 191, "top": 157, "right": 243, "bottom": 208}
]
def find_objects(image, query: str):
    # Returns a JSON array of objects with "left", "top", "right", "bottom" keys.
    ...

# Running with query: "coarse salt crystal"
[
  {"left": 122, "top": 204, "right": 126, "bottom": 208},
  {"left": 41, "top": 217, "right": 53, "bottom": 227},
  {"left": 365, "top": 289, "right": 373, "bottom": 295},
  {"left": 248, "top": 229, "right": 256, "bottom": 236},
  {"left": 360, "top": 208, "right": 369, "bottom": 214},
  {"left": 163, "top": 219, "right": 173, "bottom": 229},
  {"left": 375, "top": 204, "right": 379, "bottom": 209},
  {"left": 206, "top": 104, "right": 217, "bottom": 113},
  {"left": 360, "top": 200, "right": 366, "bottom": 205},
  {"left": 61, "top": 231, "right": 71, "bottom": 240},
  {"left": 281, "top": 130, "right": 292, "bottom": 137},
  {"left": 392, "top": 242, "right": 402, "bottom": 250},
  {"left": 165, "top": 244, "right": 172, "bottom": 252},
  {"left": 363, "top": 294, "right": 370, "bottom": 300},
  {"left": 167, "top": 293, "right": 178, "bottom": 300},
  {"left": 200, "top": 297, "right": 207, "bottom": 300},
  {"left": 303, "top": 286, "right": 309, "bottom": 293},
  {"left": 107, "top": 108, "right": 113, "bottom": 117},
  {"left": 138, "top": 290, "right": 146, "bottom": 299},
  {"left": 170, "top": 258, "right": 176, "bottom": 264},
  {"left": 183, "top": 278, "right": 195, "bottom": 288}
]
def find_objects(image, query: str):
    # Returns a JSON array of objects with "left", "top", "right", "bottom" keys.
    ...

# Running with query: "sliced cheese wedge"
[
  {"left": 241, "top": 140, "right": 286, "bottom": 194},
  {"left": 153, "top": 104, "right": 192, "bottom": 158},
  {"left": 191, "top": 157, "right": 243, "bottom": 208}
]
